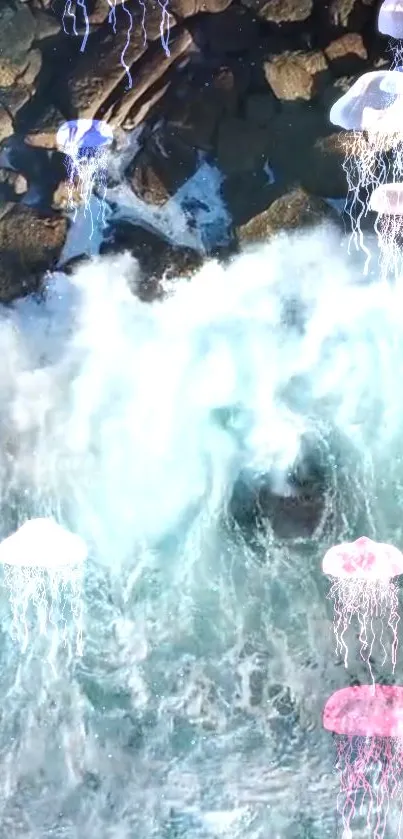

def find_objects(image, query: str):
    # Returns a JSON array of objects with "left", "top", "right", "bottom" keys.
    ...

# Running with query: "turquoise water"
[{"left": 0, "top": 228, "right": 403, "bottom": 837}]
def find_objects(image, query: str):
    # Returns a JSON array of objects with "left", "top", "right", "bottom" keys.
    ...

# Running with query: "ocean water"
[{"left": 1, "top": 225, "right": 403, "bottom": 837}]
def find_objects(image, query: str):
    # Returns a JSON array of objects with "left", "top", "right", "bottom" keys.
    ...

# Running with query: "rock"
[
  {"left": 0, "top": 86, "right": 31, "bottom": 121},
  {"left": 0, "top": 106, "right": 14, "bottom": 144},
  {"left": 216, "top": 115, "right": 269, "bottom": 174},
  {"left": 324, "top": 33, "right": 368, "bottom": 74},
  {"left": 165, "top": 68, "right": 238, "bottom": 152},
  {"left": 169, "top": 0, "right": 233, "bottom": 16},
  {"left": 328, "top": 0, "right": 376, "bottom": 29},
  {"left": 127, "top": 124, "right": 198, "bottom": 203},
  {"left": 24, "top": 104, "right": 66, "bottom": 150},
  {"left": 242, "top": 0, "right": 313, "bottom": 24},
  {"left": 0, "top": 4, "right": 37, "bottom": 87},
  {"left": 237, "top": 188, "right": 340, "bottom": 242},
  {"left": 107, "top": 27, "right": 193, "bottom": 128},
  {"left": 264, "top": 51, "right": 328, "bottom": 101},
  {"left": 31, "top": 7, "right": 61, "bottom": 40},
  {"left": 0, "top": 205, "right": 67, "bottom": 302},
  {"left": 100, "top": 221, "right": 204, "bottom": 296},
  {"left": 222, "top": 170, "right": 283, "bottom": 227},
  {"left": 0, "top": 170, "right": 28, "bottom": 201}
]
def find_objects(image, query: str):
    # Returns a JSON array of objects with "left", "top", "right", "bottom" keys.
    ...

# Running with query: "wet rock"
[
  {"left": 237, "top": 188, "right": 340, "bottom": 242},
  {"left": 165, "top": 66, "right": 241, "bottom": 152},
  {"left": 127, "top": 124, "right": 198, "bottom": 203},
  {"left": 100, "top": 221, "right": 203, "bottom": 296},
  {"left": 324, "top": 33, "right": 368, "bottom": 74},
  {"left": 107, "top": 27, "right": 193, "bottom": 128},
  {"left": 328, "top": 0, "right": 376, "bottom": 29},
  {"left": 0, "top": 169, "right": 28, "bottom": 201},
  {"left": 169, "top": 0, "right": 233, "bottom": 16},
  {"left": 264, "top": 51, "right": 328, "bottom": 102},
  {"left": 31, "top": 7, "right": 61, "bottom": 40},
  {"left": 24, "top": 103, "right": 65, "bottom": 150},
  {"left": 0, "top": 106, "right": 14, "bottom": 144},
  {"left": 0, "top": 205, "right": 67, "bottom": 302},
  {"left": 242, "top": 0, "right": 313, "bottom": 24},
  {"left": 0, "top": 3, "right": 37, "bottom": 87}
]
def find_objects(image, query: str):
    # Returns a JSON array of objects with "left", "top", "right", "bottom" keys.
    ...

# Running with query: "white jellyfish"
[
  {"left": 329, "top": 70, "right": 403, "bottom": 132},
  {"left": 56, "top": 118, "right": 114, "bottom": 236},
  {"left": 0, "top": 518, "right": 87, "bottom": 661},
  {"left": 378, "top": 0, "right": 403, "bottom": 40}
]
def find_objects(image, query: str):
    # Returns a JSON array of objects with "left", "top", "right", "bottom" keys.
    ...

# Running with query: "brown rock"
[
  {"left": 329, "top": 0, "right": 376, "bottom": 28},
  {"left": 249, "top": 0, "right": 313, "bottom": 23},
  {"left": 0, "top": 206, "right": 67, "bottom": 302},
  {"left": 24, "top": 105, "right": 66, "bottom": 150},
  {"left": 0, "top": 170, "right": 28, "bottom": 201},
  {"left": 67, "top": 0, "right": 177, "bottom": 119},
  {"left": 0, "top": 4, "right": 36, "bottom": 87},
  {"left": 169, "top": 0, "right": 233, "bottom": 16},
  {"left": 325, "top": 33, "right": 368, "bottom": 74},
  {"left": 0, "top": 106, "right": 14, "bottom": 144},
  {"left": 108, "top": 27, "right": 193, "bottom": 128},
  {"left": 264, "top": 51, "right": 328, "bottom": 101},
  {"left": 237, "top": 188, "right": 339, "bottom": 242}
]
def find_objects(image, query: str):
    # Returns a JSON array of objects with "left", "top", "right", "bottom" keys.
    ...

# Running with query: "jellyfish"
[
  {"left": 378, "top": 0, "right": 403, "bottom": 40},
  {"left": 322, "top": 536, "right": 403, "bottom": 679},
  {"left": 329, "top": 70, "right": 403, "bottom": 272},
  {"left": 0, "top": 518, "right": 87, "bottom": 662},
  {"left": 369, "top": 182, "right": 403, "bottom": 279},
  {"left": 56, "top": 119, "right": 114, "bottom": 237},
  {"left": 323, "top": 684, "right": 403, "bottom": 839}
]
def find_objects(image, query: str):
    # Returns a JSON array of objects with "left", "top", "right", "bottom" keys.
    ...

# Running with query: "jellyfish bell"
[
  {"left": 0, "top": 518, "right": 87, "bottom": 657},
  {"left": 322, "top": 536, "right": 403, "bottom": 677},
  {"left": 324, "top": 684, "right": 403, "bottom": 739},
  {"left": 329, "top": 70, "right": 403, "bottom": 131},
  {"left": 56, "top": 119, "right": 114, "bottom": 161},
  {"left": 0, "top": 517, "right": 88, "bottom": 570},
  {"left": 322, "top": 535, "right": 403, "bottom": 581},
  {"left": 378, "top": 0, "right": 403, "bottom": 40},
  {"left": 324, "top": 684, "right": 403, "bottom": 838},
  {"left": 369, "top": 182, "right": 403, "bottom": 214}
]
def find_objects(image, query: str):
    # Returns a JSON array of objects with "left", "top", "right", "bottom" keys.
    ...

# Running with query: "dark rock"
[
  {"left": 100, "top": 220, "right": 203, "bottom": 297},
  {"left": 241, "top": 0, "right": 313, "bottom": 24},
  {"left": 216, "top": 115, "right": 269, "bottom": 174},
  {"left": 0, "top": 205, "right": 67, "bottom": 302},
  {"left": 188, "top": 5, "right": 261, "bottom": 55},
  {"left": 237, "top": 188, "right": 340, "bottom": 242},
  {"left": 127, "top": 124, "right": 198, "bottom": 203},
  {"left": 324, "top": 33, "right": 368, "bottom": 74}
]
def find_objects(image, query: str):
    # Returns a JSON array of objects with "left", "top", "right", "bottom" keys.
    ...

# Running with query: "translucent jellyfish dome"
[
  {"left": 56, "top": 119, "right": 114, "bottom": 161},
  {"left": 0, "top": 518, "right": 88, "bottom": 569},
  {"left": 329, "top": 70, "right": 403, "bottom": 131},
  {"left": 322, "top": 535, "right": 403, "bottom": 581},
  {"left": 369, "top": 182, "right": 403, "bottom": 214},
  {"left": 323, "top": 684, "right": 403, "bottom": 738},
  {"left": 378, "top": 0, "right": 403, "bottom": 40}
]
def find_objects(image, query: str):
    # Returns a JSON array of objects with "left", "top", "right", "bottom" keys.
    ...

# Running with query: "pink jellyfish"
[
  {"left": 322, "top": 536, "right": 403, "bottom": 677},
  {"left": 324, "top": 684, "right": 403, "bottom": 839},
  {"left": 378, "top": 0, "right": 403, "bottom": 40}
]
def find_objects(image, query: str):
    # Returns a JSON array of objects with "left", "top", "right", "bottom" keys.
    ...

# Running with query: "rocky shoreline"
[{"left": 0, "top": 0, "right": 389, "bottom": 300}]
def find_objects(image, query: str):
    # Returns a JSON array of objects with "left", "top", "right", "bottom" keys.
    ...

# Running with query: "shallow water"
[{"left": 1, "top": 227, "right": 403, "bottom": 837}]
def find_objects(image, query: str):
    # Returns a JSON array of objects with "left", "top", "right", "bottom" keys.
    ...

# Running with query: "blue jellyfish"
[
  {"left": 378, "top": 0, "right": 403, "bottom": 40},
  {"left": 56, "top": 119, "right": 114, "bottom": 237}
]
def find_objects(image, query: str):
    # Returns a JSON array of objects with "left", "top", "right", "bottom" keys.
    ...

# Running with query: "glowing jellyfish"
[
  {"left": 56, "top": 119, "right": 113, "bottom": 237},
  {"left": 324, "top": 684, "right": 403, "bottom": 839},
  {"left": 0, "top": 518, "right": 87, "bottom": 661},
  {"left": 368, "top": 182, "right": 403, "bottom": 280},
  {"left": 378, "top": 0, "right": 403, "bottom": 40},
  {"left": 322, "top": 536, "right": 403, "bottom": 679},
  {"left": 329, "top": 70, "right": 403, "bottom": 132}
]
